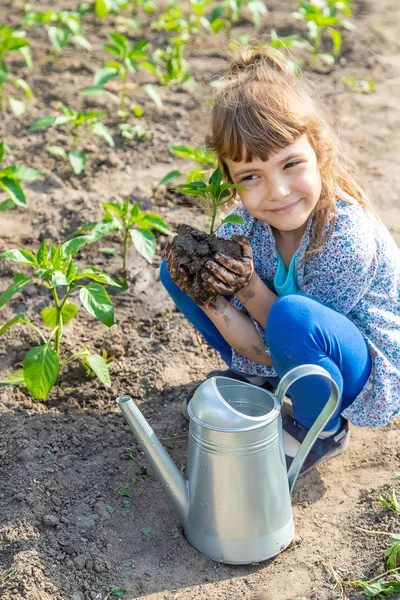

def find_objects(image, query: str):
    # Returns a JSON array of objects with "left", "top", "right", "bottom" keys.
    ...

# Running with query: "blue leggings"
[{"left": 160, "top": 260, "right": 371, "bottom": 431}]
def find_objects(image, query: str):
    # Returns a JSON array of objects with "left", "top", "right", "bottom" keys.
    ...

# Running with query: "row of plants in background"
[{"left": 0, "top": 233, "right": 121, "bottom": 399}]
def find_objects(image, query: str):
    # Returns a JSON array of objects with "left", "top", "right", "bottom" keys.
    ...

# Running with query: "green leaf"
[
  {"left": 104, "top": 502, "right": 115, "bottom": 513},
  {"left": 47, "top": 145, "right": 67, "bottom": 159},
  {"left": 94, "top": 66, "right": 118, "bottom": 86},
  {"left": 130, "top": 228, "right": 156, "bottom": 264},
  {"left": 220, "top": 215, "right": 246, "bottom": 226},
  {"left": 141, "top": 527, "right": 152, "bottom": 535},
  {"left": 8, "top": 98, "right": 25, "bottom": 116},
  {"left": 0, "top": 313, "right": 28, "bottom": 336},
  {"left": 0, "top": 199, "right": 15, "bottom": 212},
  {"left": 68, "top": 151, "right": 87, "bottom": 175},
  {"left": 62, "top": 235, "right": 92, "bottom": 257},
  {"left": 0, "top": 64, "right": 8, "bottom": 85},
  {"left": 91, "top": 122, "right": 114, "bottom": 147},
  {"left": 41, "top": 303, "right": 79, "bottom": 328},
  {"left": 94, "top": 0, "right": 111, "bottom": 18},
  {"left": 139, "top": 214, "right": 173, "bottom": 235},
  {"left": 48, "top": 26, "right": 69, "bottom": 52},
  {"left": 117, "top": 488, "right": 133, "bottom": 497},
  {"left": 79, "top": 266, "right": 121, "bottom": 287},
  {"left": 143, "top": 84, "right": 162, "bottom": 108},
  {"left": 85, "top": 353, "right": 111, "bottom": 386},
  {"left": 0, "top": 177, "right": 26, "bottom": 207},
  {"left": 23, "top": 343, "right": 59, "bottom": 399},
  {"left": 158, "top": 170, "right": 182, "bottom": 186},
  {"left": 29, "top": 116, "right": 57, "bottom": 131},
  {"left": 0, "top": 141, "right": 4, "bottom": 163},
  {"left": 0, "top": 248, "right": 36, "bottom": 266},
  {"left": 0, "top": 273, "right": 31, "bottom": 309},
  {"left": 1, "top": 165, "right": 42, "bottom": 181},
  {"left": 0, "top": 369, "right": 25, "bottom": 385},
  {"left": 51, "top": 271, "right": 69, "bottom": 287},
  {"left": 13, "top": 78, "right": 33, "bottom": 99},
  {"left": 79, "top": 283, "right": 114, "bottom": 326}
]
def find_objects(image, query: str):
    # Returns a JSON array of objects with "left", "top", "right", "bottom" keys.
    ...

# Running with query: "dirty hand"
[
  {"left": 201, "top": 235, "right": 254, "bottom": 300},
  {"left": 165, "top": 239, "right": 192, "bottom": 294}
]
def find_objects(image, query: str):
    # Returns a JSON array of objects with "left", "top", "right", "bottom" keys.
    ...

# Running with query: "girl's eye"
[
  {"left": 242, "top": 174, "right": 258, "bottom": 181},
  {"left": 284, "top": 161, "right": 300, "bottom": 170}
]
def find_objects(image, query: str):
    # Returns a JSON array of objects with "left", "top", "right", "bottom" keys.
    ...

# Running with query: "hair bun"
[{"left": 229, "top": 46, "right": 290, "bottom": 77}]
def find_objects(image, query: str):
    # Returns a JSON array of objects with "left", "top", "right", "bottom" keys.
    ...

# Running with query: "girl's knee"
[{"left": 266, "top": 294, "right": 317, "bottom": 346}]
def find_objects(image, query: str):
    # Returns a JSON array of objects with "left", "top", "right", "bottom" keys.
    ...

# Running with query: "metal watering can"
[{"left": 116, "top": 364, "right": 339, "bottom": 564}]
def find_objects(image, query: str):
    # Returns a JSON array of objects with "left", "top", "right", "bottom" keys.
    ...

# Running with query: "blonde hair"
[{"left": 206, "top": 46, "right": 379, "bottom": 261}]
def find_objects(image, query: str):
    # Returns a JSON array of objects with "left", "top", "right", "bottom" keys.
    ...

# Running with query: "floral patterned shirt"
[{"left": 216, "top": 199, "right": 400, "bottom": 427}]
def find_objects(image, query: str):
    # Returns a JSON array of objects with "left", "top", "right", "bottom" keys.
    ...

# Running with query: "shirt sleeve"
[{"left": 301, "top": 206, "right": 379, "bottom": 315}]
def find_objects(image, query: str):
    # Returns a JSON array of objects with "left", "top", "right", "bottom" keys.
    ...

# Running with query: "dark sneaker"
[
  {"left": 284, "top": 415, "right": 350, "bottom": 476},
  {"left": 181, "top": 370, "right": 274, "bottom": 419}
]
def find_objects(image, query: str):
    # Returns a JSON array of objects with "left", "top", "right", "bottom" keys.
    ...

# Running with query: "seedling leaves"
[
  {"left": 141, "top": 527, "right": 152, "bottom": 535},
  {"left": 105, "top": 503, "right": 115, "bottom": 514},
  {"left": 85, "top": 353, "right": 111, "bottom": 386},
  {"left": 79, "top": 266, "right": 121, "bottom": 287},
  {"left": 0, "top": 178, "right": 26, "bottom": 206},
  {"left": 220, "top": 215, "right": 246, "bottom": 226},
  {"left": 139, "top": 214, "right": 173, "bottom": 235},
  {"left": 143, "top": 84, "right": 162, "bottom": 108},
  {"left": 117, "top": 488, "right": 132, "bottom": 498},
  {"left": 0, "top": 273, "right": 31, "bottom": 309},
  {"left": 41, "top": 303, "right": 79, "bottom": 327},
  {"left": 23, "top": 343, "right": 59, "bottom": 399},
  {"left": 130, "top": 229, "right": 156, "bottom": 263},
  {"left": 62, "top": 235, "right": 92, "bottom": 257},
  {"left": 0, "top": 369, "right": 25, "bottom": 385},
  {"left": 68, "top": 151, "right": 87, "bottom": 175},
  {"left": 79, "top": 283, "right": 114, "bottom": 326},
  {"left": 0, "top": 313, "right": 29, "bottom": 336},
  {"left": 158, "top": 170, "right": 182, "bottom": 186},
  {"left": 0, "top": 248, "right": 36, "bottom": 265}
]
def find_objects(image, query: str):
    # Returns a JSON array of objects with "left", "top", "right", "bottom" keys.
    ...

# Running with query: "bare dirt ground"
[{"left": 0, "top": 0, "right": 399, "bottom": 599}]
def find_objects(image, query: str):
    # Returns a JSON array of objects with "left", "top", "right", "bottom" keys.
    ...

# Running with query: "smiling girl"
[{"left": 161, "top": 47, "right": 400, "bottom": 474}]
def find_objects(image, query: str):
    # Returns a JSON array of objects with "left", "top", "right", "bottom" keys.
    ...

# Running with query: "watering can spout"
[{"left": 116, "top": 395, "right": 189, "bottom": 526}]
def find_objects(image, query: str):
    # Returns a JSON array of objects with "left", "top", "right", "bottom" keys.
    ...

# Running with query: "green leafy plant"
[
  {"left": 152, "top": 37, "right": 194, "bottom": 87},
  {"left": 118, "top": 121, "right": 151, "bottom": 141},
  {"left": 175, "top": 167, "right": 246, "bottom": 235},
  {"left": 343, "top": 75, "right": 375, "bottom": 94},
  {"left": 0, "top": 235, "right": 121, "bottom": 399},
  {"left": 29, "top": 102, "right": 114, "bottom": 175},
  {"left": 379, "top": 490, "right": 400, "bottom": 515},
  {"left": 151, "top": 0, "right": 211, "bottom": 39},
  {"left": 0, "top": 141, "right": 41, "bottom": 212},
  {"left": 0, "top": 24, "right": 33, "bottom": 115},
  {"left": 22, "top": 5, "right": 91, "bottom": 57},
  {"left": 385, "top": 534, "right": 400, "bottom": 569},
  {"left": 292, "top": 0, "right": 355, "bottom": 65},
  {"left": 72, "top": 198, "right": 173, "bottom": 277},
  {"left": 211, "top": 0, "right": 268, "bottom": 33},
  {"left": 81, "top": 35, "right": 161, "bottom": 119},
  {"left": 109, "top": 585, "right": 132, "bottom": 596},
  {"left": 328, "top": 562, "right": 400, "bottom": 599},
  {"left": 158, "top": 144, "right": 217, "bottom": 187}
]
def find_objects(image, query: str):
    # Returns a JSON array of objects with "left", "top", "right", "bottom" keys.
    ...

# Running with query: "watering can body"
[{"left": 117, "top": 364, "right": 340, "bottom": 564}]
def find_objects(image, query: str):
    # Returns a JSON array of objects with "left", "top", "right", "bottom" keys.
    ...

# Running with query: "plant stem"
[
  {"left": 52, "top": 287, "right": 62, "bottom": 356},
  {"left": 123, "top": 226, "right": 130, "bottom": 274},
  {"left": 60, "top": 350, "right": 87, "bottom": 370},
  {"left": 345, "top": 566, "right": 400, "bottom": 588},
  {"left": 121, "top": 69, "right": 127, "bottom": 113}
]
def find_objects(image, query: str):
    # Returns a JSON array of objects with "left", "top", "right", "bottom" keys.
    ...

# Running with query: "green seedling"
[
  {"left": 385, "top": 534, "right": 400, "bottom": 569},
  {"left": 81, "top": 35, "right": 161, "bottom": 119},
  {"left": 211, "top": 0, "right": 268, "bottom": 33},
  {"left": 109, "top": 586, "right": 133, "bottom": 597},
  {"left": 117, "top": 488, "right": 133, "bottom": 497},
  {"left": 29, "top": 102, "right": 114, "bottom": 175},
  {"left": 93, "top": 0, "right": 130, "bottom": 19},
  {"left": 0, "top": 235, "right": 121, "bottom": 399},
  {"left": 0, "top": 141, "right": 41, "bottom": 212},
  {"left": 105, "top": 503, "right": 115, "bottom": 513},
  {"left": 378, "top": 489, "right": 400, "bottom": 514},
  {"left": 73, "top": 198, "right": 172, "bottom": 277},
  {"left": 343, "top": 75, "right": 375, "bottom": 94},
  {"left": 118, "top": 121, "right": 151, "bottom": 142},
  {"left": 141, "top": 527, "right": 152, "bottom": 535},
  {"left": 328, "top": 562, "right": 400, "bottom": 599},
  {"left": 153, "top": 37, "right": 194, "bottom": 87},
  {"left": 22, "top": 5, "right": 91, "bottom": 58},
  {"left": 151, "top": 0, "right": 211, "bottom": 39},
  {"left": 0, "top": 24, "right": 33, "bottom": 116},
  {"left": 292, "top": 0, "right": 355, "bottom": 65},
  {"left": 175, "top": 167, "right": 246, "bottom": 235},
  {"left": 158, "top": 144, "right": 217, "bottom": 187}
]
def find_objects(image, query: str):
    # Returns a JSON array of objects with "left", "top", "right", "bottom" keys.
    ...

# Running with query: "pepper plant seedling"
[
  {"left": 81, "top": 35, "right": 162, "bottom": 120},
  {"left": 292, "top": 0, "right": 355, "bottom": 65},
  {"left": 22, "top": 6, "right": 91, "bottom": 58},
  {"left": 174, "top": 167, "right": 246, "bottom": 235},
  {"left": 152, "top": 37, "right": 194, "bottom": 87},
  {"left": 0, "top": 141, "right": 41, "bottom": 212},
  {"left": 72, "top": 198, "right": 173, "bottom": 279},
  {"left": 0, "top": 24, "right": 33, "bottom": 116},
  {"left": 158, "top": 144, "right": 217, "bottom": 187},
  {"left": 0, "top": 235, "right": 121, "bottom": 399},
  {"left": 29, "top": 102, "right": 114, "bottom": 175}
]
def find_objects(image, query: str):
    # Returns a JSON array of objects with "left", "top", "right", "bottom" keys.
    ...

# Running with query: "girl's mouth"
[{"left": 269, "top": 199, "right": 301, "bottom": 216}]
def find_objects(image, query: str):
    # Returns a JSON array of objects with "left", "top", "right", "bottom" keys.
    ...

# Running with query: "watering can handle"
[{"left": 274, "top": 364, "right": 340, "bottom": 493}]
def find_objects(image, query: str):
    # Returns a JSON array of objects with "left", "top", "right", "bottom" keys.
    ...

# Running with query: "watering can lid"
[{"left": 188, "top": 376, "right": 279, "bottom": 430}]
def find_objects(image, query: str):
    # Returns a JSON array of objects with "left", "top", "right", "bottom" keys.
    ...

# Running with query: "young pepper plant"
[
  {"left": 81, "top": 35, "right": 162, "bottom": 120},
  {"left": 22, "top": 6, "right": 92, "bottom": 58},
  {"left": 158, "top": 145, "right": 217, "bottom": 187},
  {"left": 0, "top": 235, "right": 121, "bottom": 399},
  {"left": 29, "top": 103, "right": 114, "bottom": 175},
  {"left": 175, "top": 168, "right": 246, "bottom": 235},
  {"left": 0, "top": 24, "right": 33, "bottom": 116},
  {"left": 0, "top": 141, "right": 42, "bottom": 212},
  {"left": 73, "top": 199, "right": 173, "bottom": 280}
]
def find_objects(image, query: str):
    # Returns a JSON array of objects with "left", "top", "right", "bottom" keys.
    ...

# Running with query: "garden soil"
[{"left": 0, "top": 0, "right": 399, "bottom": 599}]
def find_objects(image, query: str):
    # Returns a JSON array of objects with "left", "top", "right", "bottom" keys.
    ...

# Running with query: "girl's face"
[{"left": 225, "top": 135, "right": 322, "bottom": 237}]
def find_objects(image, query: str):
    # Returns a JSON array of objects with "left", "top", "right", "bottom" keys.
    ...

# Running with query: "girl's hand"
[
  {"left": 165, "top": 239, "right": 191, "bottom": 292},
  {"left": 201, "top": 235, "right": 254, "bottom": 299}
]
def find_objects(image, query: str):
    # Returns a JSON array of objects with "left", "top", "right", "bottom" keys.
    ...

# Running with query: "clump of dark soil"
[{"left": 168, "top": 224, "right": 242, "bottom": 304}]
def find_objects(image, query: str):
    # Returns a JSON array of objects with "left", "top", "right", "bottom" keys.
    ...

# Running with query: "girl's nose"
[{"left": 267, "top": 178, "right": 291, "bottom": 203}]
